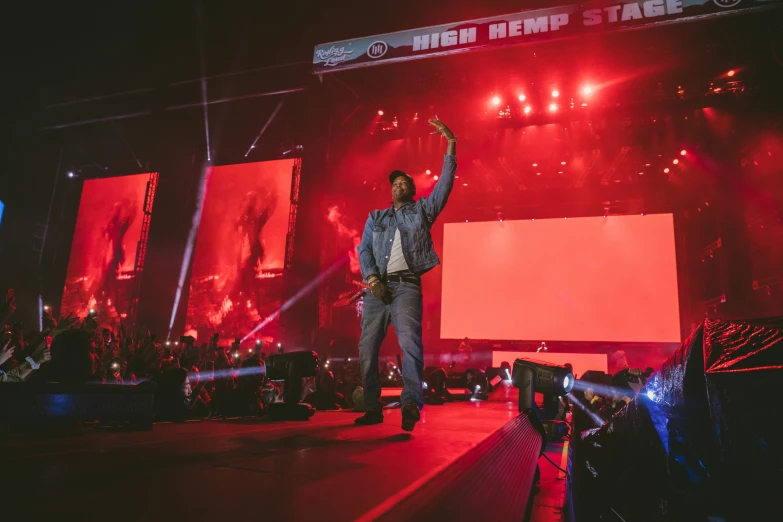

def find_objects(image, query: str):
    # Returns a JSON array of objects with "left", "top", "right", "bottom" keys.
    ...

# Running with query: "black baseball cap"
[{"left": 389, "top": 170, "right": 416, "bottom": 192}]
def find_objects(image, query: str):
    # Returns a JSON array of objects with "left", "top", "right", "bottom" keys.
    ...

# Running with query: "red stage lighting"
[
  {"left": 518, "top": 94, "right": 526, "bottom": 102},
  {"left": 582, "top": 85, "right": 592, "bottom": 95},
  {"left": 492, "top": 96, "right": 501, "bottom": 106},
  {"left": 532, "top": 163, "right": 538, "bottom": 167},
  {"left": 561, "top": 161, "right": 567, "bottom": 165},
  {"left": 463, "top": 183, "right": 468, "bottom": 186},
  {"left": 425, "top": 169, "right": 431, "bottom": 175},
  {"left": 377, "top": 110, "right": 384, "bottom": 116},
  {"left": 549, "top": 103, "right": 558, "bottom": 112},
  {"left": 664, "top": 167, "right": 670, "bottom": 173},
  {"left": 434, "top": 175, "right": 439, "bottom": 180},
  {"left": 551, "top": 90, "right": 559, "bottom": 98},
  {"left": 672, "top": 159, "right": 679, "bottom": 165},
  {"left": 523, "top": 105, "right": 532, "bottom": 115},
  {"left": 680, "top": 149, "right": 687, "bottom": 156},
  {"left": 727, "top": 69, "right": 735, "bottom": 77}
]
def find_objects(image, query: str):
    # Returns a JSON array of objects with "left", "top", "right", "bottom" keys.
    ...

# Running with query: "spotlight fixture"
[
  {"left": 512, "top": 358, "right": 574, "bottom": 419},
  {"left": 266, "top": 350, "right": 320, "bottom": 420},
  {"left": 680, "top": 149, "right": 687, "bottom": 156},
  {"left": 425, "top": 169, "right": 431, "bottom": 175},
  {"left": 492, "top": 96, "right": 501, "bottom": 106},
  {"left": 67, "top": 171, "right": 75, "bottom": 178},
  {"left": 549, "top": 103, "right": 558, "bottom": 112},
  {"left": 673, "top": 159, "right": 679, "bottom": 165},
  {"left": 523, "top": 106, "right": 532, "bottom": 115},
  {"left": 664, "top": 167, "right": 670, "bottom": 173},
  {"left": 377, "top": 110, "right": 384, "bottom": 116},
  {"left": 582, "top": 85, "right": 592, "bottom": 95},
  {"left": 518, "top": 94, "right": 526, "bottom": 102},
  {"left": 727, "top": 69, "right": 735, "bottom": 77},
  {"left": 551, "top": 90, "right": 559, "bottom": 98}
]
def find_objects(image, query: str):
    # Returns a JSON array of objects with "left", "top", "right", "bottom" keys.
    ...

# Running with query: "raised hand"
[
  {"left": 31, "top": 339, "right": 52, "bottom": 366},
  {"left": 53, "top": 312, "right": 78, "bottom": 335},
  {"left": 0, "top": 339, "right": 14, "bottom": 366},
  {"left": 428, "top": 116, "right": 455, "bottom": 140}
]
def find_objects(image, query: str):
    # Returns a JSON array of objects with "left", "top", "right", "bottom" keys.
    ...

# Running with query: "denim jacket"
[{"left": 358, "top": 154, "right": 457, "bottom": 279}]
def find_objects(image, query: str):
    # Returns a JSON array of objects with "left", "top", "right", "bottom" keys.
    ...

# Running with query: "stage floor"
[{"left": 4, "top": 401, "right": 522, "bottom": 522}]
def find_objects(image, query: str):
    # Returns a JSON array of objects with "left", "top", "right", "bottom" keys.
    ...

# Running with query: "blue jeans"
[{"left": 358, "top": 281, "right": 424, "bottom": 412}]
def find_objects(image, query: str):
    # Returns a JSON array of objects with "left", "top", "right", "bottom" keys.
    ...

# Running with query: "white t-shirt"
[{"left": 386, "top": 228, "right": 409, "bottom": 274}]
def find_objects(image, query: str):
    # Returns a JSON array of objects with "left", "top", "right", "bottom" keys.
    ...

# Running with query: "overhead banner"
[{"left": 313, "top": 0, "right": 782, "bottom": 74}]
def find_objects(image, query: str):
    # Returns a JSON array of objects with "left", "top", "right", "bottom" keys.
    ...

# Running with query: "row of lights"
[
  {"left": 421, "top": 150, "right": 685, "bottom": 187},
  {"left": 662, "top": 149, "right": 688, "bottom": 174},
  {"left": 378, "top": 69, "right": 736, "bottom": 120},
  {"left": 491, "top": 85, "right": 594, "bottom": 114},
  {"left": 375, "top": 85, "right": 595, "bottom": 124}
]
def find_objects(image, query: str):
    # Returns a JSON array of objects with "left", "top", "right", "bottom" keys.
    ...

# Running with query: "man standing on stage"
[{"left": 355, "top": 117, "right": 457, "bottom": 431}]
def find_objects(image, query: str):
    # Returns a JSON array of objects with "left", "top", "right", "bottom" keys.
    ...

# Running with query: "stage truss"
[{"left": 128, "top": 171, "right": 159, "bottom": 327}]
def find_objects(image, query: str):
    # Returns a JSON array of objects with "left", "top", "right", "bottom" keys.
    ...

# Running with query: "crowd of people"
[
  {"left": 3, "top": 288, "right": 655, "bottom": 429},
  {"left": 0, "top": 288, "right": 366, "bottom": 424}
]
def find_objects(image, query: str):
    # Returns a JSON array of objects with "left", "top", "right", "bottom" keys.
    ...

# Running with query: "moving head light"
[
  {"left": 512, "top": 357, "right": 574, "bottom": 419},
  {"left": 266, "top": 350, "right": 320, "bottom": 420}
]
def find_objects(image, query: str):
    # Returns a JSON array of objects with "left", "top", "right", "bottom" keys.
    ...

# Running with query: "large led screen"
[
  {"left": 61, "top": 173, "right": 154, "bottom": 326},
  {"left": 441, "top": 214, "right": 681, "bottom": 343},
  {"left": 185, "top": 160, "right": 294, "bottom": 340}
]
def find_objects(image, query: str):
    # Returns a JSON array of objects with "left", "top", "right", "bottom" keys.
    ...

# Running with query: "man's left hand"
[{"left": 428, "top": 116, "right": 455, "bottom": 140}]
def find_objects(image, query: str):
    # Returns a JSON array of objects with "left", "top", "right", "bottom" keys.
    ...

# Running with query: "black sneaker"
[
  {"left": 401, "top": 404, "right": 420, "bottom": 432},
  {"left": 354, "top": 410, "right": 384, "bottom": 426}
]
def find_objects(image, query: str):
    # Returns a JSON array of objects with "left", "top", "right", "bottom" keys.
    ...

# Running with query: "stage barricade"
[
  {"left": 569, "top": 317, "right": 783, "bottom": 520},
  {"left": 0, "top": 382, "right": 155, "bottom": 431}
]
